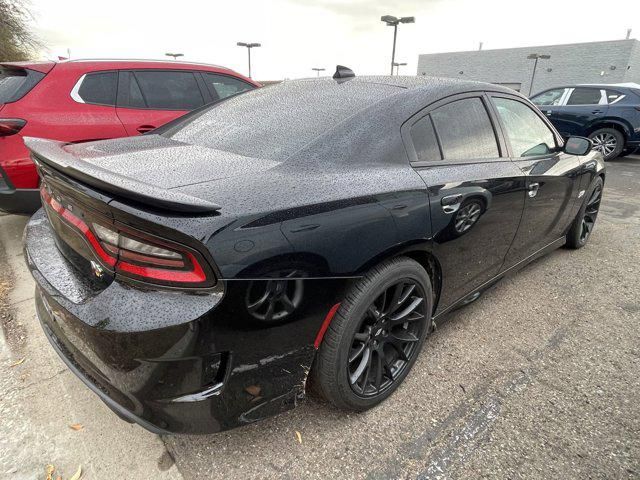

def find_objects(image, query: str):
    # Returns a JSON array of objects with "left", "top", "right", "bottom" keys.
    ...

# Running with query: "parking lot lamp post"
[
  {"left": 312, "top": 67, "right": 325, "bottom": 77},
  {"left": 165, "top": 53, "right": 184, "bottom": 60},
  {"left": 393, "top": 62, "right": 407, "bottom": 75},
  {"left": 381, "top": 15, "right": 415, "bottom": 75},
  {"left": 527, "top": 53, "right": 550, "bottom": 95},
  {"left": 237, "top": 42, "right": 261, "bottom": 79}
]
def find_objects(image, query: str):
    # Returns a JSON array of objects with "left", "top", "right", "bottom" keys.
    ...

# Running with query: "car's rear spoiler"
[{"left": 24, "top": 137, "right": 221, "bottom": 214}]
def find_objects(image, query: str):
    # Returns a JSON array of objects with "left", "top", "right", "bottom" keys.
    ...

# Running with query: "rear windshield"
[
  {"left": 0, "top": 68, "right": 45, "bottom": 103},
  {"left": 161, "top": 80, "right": 401, "bottom": 161}
]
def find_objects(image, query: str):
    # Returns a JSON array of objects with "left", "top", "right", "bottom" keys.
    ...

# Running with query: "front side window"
[
  {"left": 430, "top": 98, "right": 499, "bottom": 160},
  {"left": 202, "top": 73, "right": 253, "bottom": 101},
  {"left": 531, "top": 88, "right": 567, "bottom": 106},
  {"left": 566, "top": 87, "right": 602, "bottom": 105},
  {"left": 494, "top": 97, "right": 556, "bottom": 157},
  {"left": 410, "top": 115, "right": 442, "bottom": 162},
  {"left": 133, "top": 71, "right": 204, "bottom": 110},
  {"left": 76, "top": 72, "right": 117, "bottom": 106}
]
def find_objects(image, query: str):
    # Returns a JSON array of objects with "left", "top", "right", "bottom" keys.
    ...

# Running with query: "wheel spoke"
[
  {"left": 387, "top": 338, "right": 408, "bottom": 361},
  {"left": 280, "top": 294, "right": 296, "bottom": 313},
  {"left": 349, "top": 342, "right": 367, "bottom": 363},
  {"left": 390, "top": 330, "right": 419, "bottom": 343},
  {"left": 390, "top": 297, "right": 423, "bottom": 323},
  {"left": 385, "top": 282, "right": 405, "bottom": 316},
  {"left": 398, "top": 283, "right": 416, "bottom": 305},
  {"left": 374, "top": 348, "right": 383, "bottom": 392},
  {"left": 350, "top": 346, "right": 371, "bottom": 385},
  {"left": 354, "top": 332, "right": 369, "bottom": 342}
]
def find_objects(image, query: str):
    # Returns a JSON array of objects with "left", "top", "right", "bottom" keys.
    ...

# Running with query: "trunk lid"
[{"left": 25, "top": 134, "right": 280, "bottom": 213}]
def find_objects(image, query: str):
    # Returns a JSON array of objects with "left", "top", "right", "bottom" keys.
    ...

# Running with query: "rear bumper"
[{"left": 24, "top": 210, "right": 347, "bottom": 434}]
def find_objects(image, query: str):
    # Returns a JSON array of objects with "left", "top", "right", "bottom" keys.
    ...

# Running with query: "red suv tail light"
[
  {"left": 41, "top": 187, "right": 214, "bottom": 288},
  {"left": 0, "top": 118, "right": 26, "bottom": 137}
]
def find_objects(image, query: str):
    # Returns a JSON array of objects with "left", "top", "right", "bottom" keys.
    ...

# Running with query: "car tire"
[
  {"left": 588, "top": 128, "right": 624, "bottom": 161},
  {"left": 311, "top": 257, "right": 432, "bottom": 411},
  {"left": 565, "top": 176, "right": 604, "bottom": 249}
]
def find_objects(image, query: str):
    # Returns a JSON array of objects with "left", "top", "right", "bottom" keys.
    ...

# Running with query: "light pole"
[
  {"left": 381, "top": 15, "right": 415, "bottom": 75},
  {"left": 237, "top": 42, "right": 261, "bottom": 79},
  {"left": 527, "top": 53, "right": 550, "bottom": 95},
  {"left": 393, "top": 62, "right": 407, "bottom": 75},
  {"left": 312, "top": 67, "right": 326, "bottom": 77},
  {"left": 165, "top": 53, "right": 184, "bottom": 60}
]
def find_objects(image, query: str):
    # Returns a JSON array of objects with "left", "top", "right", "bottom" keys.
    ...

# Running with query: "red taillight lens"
[
  {"left": 0, "top": 118, "right": 27, "bottom": 137},
  {"left": 41, "top": 186, "right": 213, "bottom": 287}
]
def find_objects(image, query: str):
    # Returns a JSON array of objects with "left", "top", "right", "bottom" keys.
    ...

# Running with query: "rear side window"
[
  {"left": 76, "top": 72, "right": 117, "bottom": 106},
  {"left": 0, "top": 68, "right": 45, "bottom": 103},
  {"left": 431, "top": 98, "right": 499, "bottom": 160},
  {"left": 566, "top": 88, "right": 602, "bottom": 105},
  {"left": 605, "top": 89, "right": 624, "bottom": 104},
  {"left": 133, "top": 71, "right": 204, "bottom": 110},
  {"left": 410, "top": 115, "right": 442, "bottom": 162},
  {"left": 202, "top": 73, "right": 253, "bottom": 100}
]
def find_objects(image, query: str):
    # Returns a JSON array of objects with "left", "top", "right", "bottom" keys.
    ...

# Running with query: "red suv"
[{"left": 0, "top": 59, "right": 258, "bottom": 214}]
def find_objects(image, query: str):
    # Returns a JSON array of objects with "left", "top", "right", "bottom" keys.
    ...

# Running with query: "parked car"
[
  {"left": 530, "top": 83, "right": 640, "bottom": 160},
  {"left": 0, "top": 59, "right": 258, "bottom": 214},
  {"left": 23, "top": 71, "right": 604, "bottom": 434}
]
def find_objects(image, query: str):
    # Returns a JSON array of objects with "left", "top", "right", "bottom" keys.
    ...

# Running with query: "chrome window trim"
[{"left": 69, "top": 74, "right": 86, "bottom": 103}]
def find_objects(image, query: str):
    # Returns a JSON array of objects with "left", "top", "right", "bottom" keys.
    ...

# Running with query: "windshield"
[
  {"left": 0, "top": 67, "right": 45, "bottom": 103},
  {"left": 161, "top": 80, "right": 401, "bottom": 161}
]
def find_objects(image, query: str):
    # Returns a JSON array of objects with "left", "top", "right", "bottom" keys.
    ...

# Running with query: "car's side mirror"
[{"left": 564, "top": 136, "right": 592, "bottom": 156}]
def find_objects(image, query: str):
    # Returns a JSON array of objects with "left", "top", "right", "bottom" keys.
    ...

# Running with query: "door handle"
[
  {"left": 441, "top": 194, "right": 463, "bottom": 214},
  {"left": 545, "top": 110, "right": 553, "bottom": 116},
  {"left": 528, "top": 182, "right": 540, "bottom": 198},
  {"left": 591, "top": 110, "right": 603, "bottom": 115},
  {"left": 136, "top": 124, "right": 156, "bottom": 134}
]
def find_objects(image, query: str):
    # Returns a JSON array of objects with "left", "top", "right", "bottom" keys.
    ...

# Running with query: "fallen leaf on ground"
[
  {"left": 295, "top": 431, "right": 303, "bottom": 444},
  {"left": 69, "top": 465, "right": 82, "bottom": 480},
  {"left": 45, "top": 464, "right": 55, "bottom": 480},
  {"left": 9, "top": 358, "right": 25, "bottom": 367},
  {"left": 69, "top": 423, "right": 84, "bottom": 431}
]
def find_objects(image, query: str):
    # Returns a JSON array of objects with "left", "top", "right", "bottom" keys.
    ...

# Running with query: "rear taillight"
[
  {"left": 0, "top": 118, "right": 26, "bottom": 137},
  {"left": 41, "top": 186, "right": 214, "bottom": 288}
]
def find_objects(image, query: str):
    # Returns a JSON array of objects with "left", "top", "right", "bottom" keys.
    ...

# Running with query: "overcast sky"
[{"left": 30, "top": 0, "right": 640, "bottom": 80}]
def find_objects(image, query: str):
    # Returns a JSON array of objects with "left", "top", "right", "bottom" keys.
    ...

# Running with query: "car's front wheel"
[
  {"left": 566, "top": 176, "right": 604, "bottom": 249},
  {"left": 589, "top": 128, "right": 624, "bottom": 161},
  {"left": 312, "top": 257, "right": 432, "bottom": 411}
]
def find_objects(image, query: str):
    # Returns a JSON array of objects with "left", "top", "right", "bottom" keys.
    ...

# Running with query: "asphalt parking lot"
[{"left": 1, "top": 157, "right": 638, "bottom": 480}]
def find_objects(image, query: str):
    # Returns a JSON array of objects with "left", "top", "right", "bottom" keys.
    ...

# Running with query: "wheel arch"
[
  {"left": 356, "top": 243, "right": 443, "bottom": 316},
  {"left": 586, "top": 120, "right": 631, "bottom": 140}
]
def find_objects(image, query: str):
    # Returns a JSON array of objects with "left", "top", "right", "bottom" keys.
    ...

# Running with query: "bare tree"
[{"left": 0, "top": 0, "right": 41, "bottom": 61}]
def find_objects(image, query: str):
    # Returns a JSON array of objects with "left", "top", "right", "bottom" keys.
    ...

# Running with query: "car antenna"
[{"left": 333, "top": 65, "right": 355, "bottom": 82}]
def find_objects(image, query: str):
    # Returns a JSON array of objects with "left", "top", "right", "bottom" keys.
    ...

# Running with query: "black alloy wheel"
[
  {"left": 566, "top": 176, "right": 604, "bottom": 249},
  {"left": 348, "top": 279, "right": 427, "bottom": 397},
  {"left": 311, "top": 257, "right": 432, "bottom": 410},
  {"left": 579, "top": 181, "right": 603, "bottom": 243}
]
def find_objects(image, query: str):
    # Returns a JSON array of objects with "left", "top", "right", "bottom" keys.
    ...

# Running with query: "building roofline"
[{"left": 418, "top": 38, "right": 639, "bottom": 57}]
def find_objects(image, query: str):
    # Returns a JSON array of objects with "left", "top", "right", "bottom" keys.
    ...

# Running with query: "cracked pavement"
[{"left": 1, "top": 157, "right": 639, "bottom": 479}]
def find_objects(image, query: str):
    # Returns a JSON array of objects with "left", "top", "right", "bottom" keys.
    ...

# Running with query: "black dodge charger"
[{"left": 23, "top": 69, "right": 605, "bottom": 434}]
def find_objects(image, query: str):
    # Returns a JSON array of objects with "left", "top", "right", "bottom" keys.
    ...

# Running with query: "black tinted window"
[
  {"left": 133, "top": 71, "right": 204, "bottom": 110},
  {"left": 78, "top": 72, "right": 117, "bottom": 105},
  {"left": 431, "top": 98, "right": 499, "bottom": 160},
  {"left": 203, "top": 73, "right": 253, "bottom": 100},
  {"left": 566, "top": 88, "right": 601, "bottom": 105},
  {"left": 410, "top": 115, "right": 441, "bottom": 162},
  {"left": 0, "top": 68, "right": 45, "bottom": 103},
  {"left": 128, "top": 74, "right": 146, "bottom": 108}
]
